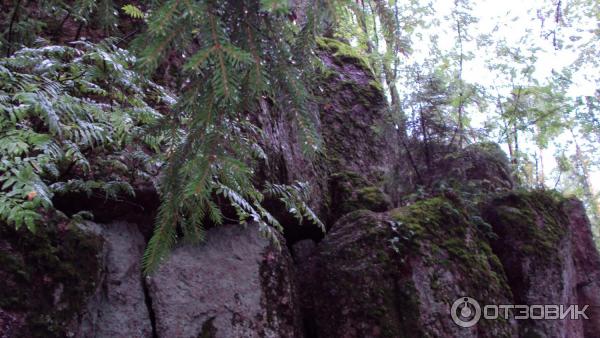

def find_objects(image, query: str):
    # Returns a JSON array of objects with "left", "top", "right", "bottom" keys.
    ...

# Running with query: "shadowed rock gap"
[{"left": 142, "top": 276, "right": 158, "bottom": 338}]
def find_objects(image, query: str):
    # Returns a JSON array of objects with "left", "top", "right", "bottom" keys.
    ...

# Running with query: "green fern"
[
  {"left": 2, "top": 0, "right": 332, "bottom": 274},
  {"left": 264, "top": 181, "right": 325, "bottom": 231},
  {"left": 0, "top": 40, "right": 167, "bottom": 231}
]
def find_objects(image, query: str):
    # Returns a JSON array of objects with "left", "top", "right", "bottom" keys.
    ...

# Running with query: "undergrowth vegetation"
[
  {"left": 0, "top": 39, "right": 169, "bottom": 231},
  {"left": 0, "top": 0, "right": 331, "bottom": 273}
]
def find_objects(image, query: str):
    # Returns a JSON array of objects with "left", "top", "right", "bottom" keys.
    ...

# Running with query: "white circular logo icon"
[{"left": 451, "top": 297, "right": 481, "bottom": 328}]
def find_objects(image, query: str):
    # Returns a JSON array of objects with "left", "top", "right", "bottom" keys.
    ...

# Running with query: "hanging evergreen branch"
[{"left": 137, "top": 0, "right": 333, "bottom": 273}]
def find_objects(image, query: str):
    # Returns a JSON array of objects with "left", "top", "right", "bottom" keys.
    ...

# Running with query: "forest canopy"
[{"left": 0, "top": 0, "right": 598, "bottom": 272}]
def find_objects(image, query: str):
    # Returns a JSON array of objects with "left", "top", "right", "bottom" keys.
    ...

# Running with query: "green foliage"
[
  {"left": 0, "top": 40, "right": 168, "bottom": 231},
  {"left": 264, "top": 181, "right": 325, "bottom": 231},
  {"left": 122, "top": 4, "right": 145, "bottom": 19}
]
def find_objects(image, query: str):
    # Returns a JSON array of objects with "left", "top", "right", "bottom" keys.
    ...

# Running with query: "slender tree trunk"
[
  {"left": 571, "top": 131, "right": 600, "bottom": 240},
  {"left": 420, "top": 105, "right": 432, "bottom": 174},
  {"left": 538, "top": 147, "right": 545, "bottom": 187},
  {"left": 573, "top": 135, "right": 593, "bottom": 201},
  {"left": 510, "top": 87, "right": 523, "bottom": 169},
  {"left": 455, "top": 9, "right": 465, "bottom": 148},
  {"left": 497, "top": 95, "right": 515, "bottom": 161},
  {"left": 512, "top": 122, "right": 519, "bottom": 167}
]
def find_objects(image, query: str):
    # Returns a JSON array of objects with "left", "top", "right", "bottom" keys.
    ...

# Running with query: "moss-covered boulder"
[
  {"left": 439, "top": 142, "right": 513, "bottom": 191},
  {"left": 297, "top": 190, "right": 600, "bottom": 338},
  {"left": 482, "top": 190, "right": 600, "bottom": 337},
  {"left": 255, "top": 37, "right": 395, "bottom": 237},
  {"left": 300, "top": 196, "right": 516, "bottom": 338},
  {"left": 392, "top": 142, "right": 514, "bottom": 199},
  {"left": 0, "top": 222, "right": 103, "bottom": 337},
  {"left": 316, "top": 38, "right": 396, "bottom": 185}
]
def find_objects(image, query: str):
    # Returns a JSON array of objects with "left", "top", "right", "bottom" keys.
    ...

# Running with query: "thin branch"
[{"left": 6, "top": 0, "right": 22, "bottom": 57}]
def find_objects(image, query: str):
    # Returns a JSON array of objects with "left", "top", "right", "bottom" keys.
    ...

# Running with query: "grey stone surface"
[
  {"left": 76, "top": 221, "right": 152, "bottom": 338},
  {"left": 147, "top": 224, "right": 301, "bottom": 338}
]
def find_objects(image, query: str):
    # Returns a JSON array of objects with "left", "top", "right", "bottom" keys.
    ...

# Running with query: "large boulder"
[
  {"left": 0, "top": 220, "right": 154, "bottom": 338},
  {"left": 75, "top": 221, "right": 152, "bottom": 338},
  {"left": 298, "top": 190, "right": 600, "bottom": 337},
  {"left": 483, "top": 191, "right": 600, "bottom": 338},
  {"left": 435, "top": 142, "right": 514, "bottom": 191},
  {"left": 146, "top": 224, "right": 302, "bottom": 338},
  {"left": 390, "top": 142, "right": 514, "bottom": 201},
  {"left": 300, "top": 197, "right": 516, "bottom": 338},
  {"left": 255, "top": 38, "right": 396, "bottom": 224},
  {"left": 316, "top": 37, "right": 396, "bottom": 185}
]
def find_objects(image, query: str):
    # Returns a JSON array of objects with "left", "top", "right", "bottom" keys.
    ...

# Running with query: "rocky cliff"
[{"left": 1, "top": 39, "right": 599, "bottom": 338}]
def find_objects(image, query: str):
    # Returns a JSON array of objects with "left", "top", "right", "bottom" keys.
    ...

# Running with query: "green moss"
[
  {"left": 357, "top": 186, "right": 388, "bottom": 209},
  {"left": 391, "top": 196, "right": 512, "bottom": 300},
  {"left": 324, "top": 197, "right": 515, "bottom": 336},
  {"left": 485, "top": 190, "right": 569, "bottom": 261},
  {"left": 329, "top": 171, "right": 390, "bottom": 221},
  {"left": 316, "top": 37, "right": 373, "bottom": 72},
  {"left": 369, "top": 80, "right": 383, "bottom": 92},
  {"left": 391, "top": 197, "right": 465, "bottom": 239},
  {"left": 0, "top": 221, "right": 103, "bottom": 337}
]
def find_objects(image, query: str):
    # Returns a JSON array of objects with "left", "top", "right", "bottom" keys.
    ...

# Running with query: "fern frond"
[
  {"left": 0, "top": 40, "right": 168, "bottom": 231},
  {"left": 122, "top": 4, "right": 145, "bottom": 19}
]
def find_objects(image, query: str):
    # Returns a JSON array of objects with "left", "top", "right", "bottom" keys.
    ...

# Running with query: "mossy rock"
[
  {"left": 390, "top": 196, "right": 511, "bottom": 296},
  {"left": 312, "top": 211, "right": 422, "bottom": 337},
  {"left": 315, "top": 37, "right": 384, "bottom": 109},
  {"left": 403, "top": 142, "right": 513, "bottom": 198},
  {"left": 482, "top": 189, "right": 568, "bottom": 261},
  {"left": 309, "top": 196, "right": 516, "bottom": 337},
  {"left": 313, "top": 36, "right": 392, "bottom": 186},
  {"left": 0, "top": 221, "right": 103, "bottom": 337},
  {"left": 329, "top": 171, "right": 391, "bottom": 222},
  {"left": 316, "top": 37, "right": 373, "bottom": 73}
]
